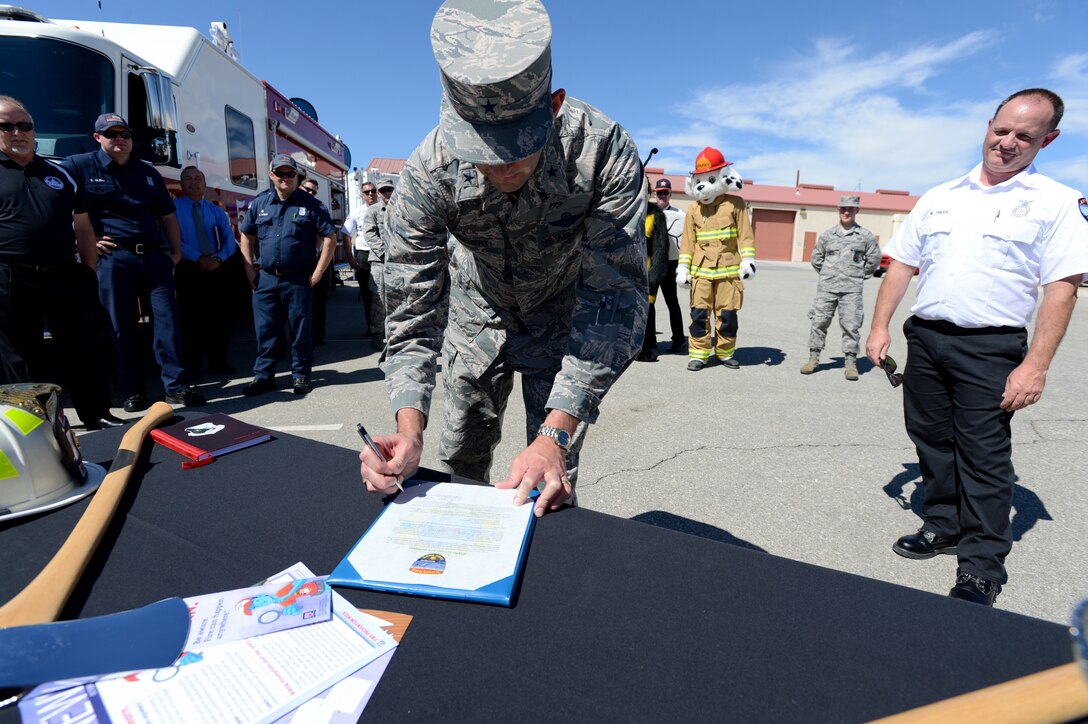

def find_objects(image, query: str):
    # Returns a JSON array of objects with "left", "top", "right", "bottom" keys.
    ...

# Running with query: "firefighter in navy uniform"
[
  {"left": 239, "top": 154, "right": 337, "bottom": 396},
  {"left": 0, "top": 96, "right": 121, "bottom": 430}
]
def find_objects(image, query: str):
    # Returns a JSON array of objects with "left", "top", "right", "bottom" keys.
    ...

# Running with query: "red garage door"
[{"left": 751, "top": 209, "right": 796, "bottom": 261}]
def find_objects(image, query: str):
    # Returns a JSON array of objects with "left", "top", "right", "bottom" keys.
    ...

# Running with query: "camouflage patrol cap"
[
  {"left": 839, "top": 194, "right": 861, "bottom": 208},
  {"left": 431, "top": 0, "right": 554, "bottom": 165}
]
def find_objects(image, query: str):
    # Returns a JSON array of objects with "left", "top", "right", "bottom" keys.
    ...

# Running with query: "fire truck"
[{"left": 0, "top": 5, "right": 350, "bottom": 225}]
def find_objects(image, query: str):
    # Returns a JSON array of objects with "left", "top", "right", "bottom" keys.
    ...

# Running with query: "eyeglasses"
[
  {"left": 272, "top": 169, "right": 297, "bottom": 179},
  {"left": 362, "top": 189, "right": 377, "bottom": 195},
  {"left": 301, "top": 186, "right": 318, "bottom": 195},
  {"left": 99, "top": 130, "right": 132, "bottom": 139},
  {"left": 838, "top": 207, "right": 857, "bottom": 213},
  {"left": 881, "top": 355, "right": 903, "bottom": 388},
  {"left": 655, "top": 190, "right": 670, "bottom": 197},
  {"left": 0, "top": 121, "right": 34, "bottom": 133},
  {"left": 379, "top": 187, "right": 393, "bottom": 194}
]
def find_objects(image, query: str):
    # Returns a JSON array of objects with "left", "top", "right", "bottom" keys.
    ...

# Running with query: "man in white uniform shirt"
[
  {"left": 653, "top": 178, "right": 688, "bottom": 353},
  {"left": 341, "top": 180, "right": 378, "bottom": 335},
  {"left": 866, "top": 88, "right": 1088, "bottom": 606}
]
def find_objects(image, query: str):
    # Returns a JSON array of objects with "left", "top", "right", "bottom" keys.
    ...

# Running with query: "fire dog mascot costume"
[{"left": 676, "top": 147, "right": 755, "bottom": 370}]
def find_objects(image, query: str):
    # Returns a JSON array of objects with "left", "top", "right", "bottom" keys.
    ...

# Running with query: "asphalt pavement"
[{"left": 81, "top": 264, "right": 1088, "bottom": 625}]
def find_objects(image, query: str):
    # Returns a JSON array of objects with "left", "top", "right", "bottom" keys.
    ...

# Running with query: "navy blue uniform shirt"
[
  {"left": 61, "top": 149, "right": 174, "bottom": 245},
  {"left": 0, "top": 151, "right": 83, "bottom": 264},
  {"left": 240, "top": 187, "right": 336, "bottom": 272}
]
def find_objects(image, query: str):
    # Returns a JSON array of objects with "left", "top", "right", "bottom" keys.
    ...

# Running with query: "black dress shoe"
[
  {"left": 243, "top": 377, "right": 276, "bottom": 397},
  {"left": 165, "top": 387, "right": 207, "bottom": 407},
  {"left": 670, "top": 339, "right": 688, "bottom": 354},
  {"left": 893, "top": 528, "right": 959, "bottom": 559},
  {"left": 635, "top": 348, "right": 658, "bottom": 362},
  {"left": 948, "top": 572, "right": 1001, "bottom": 606},
  {"left": 95, "top": 414, "right": 126, "bottom": 428},
  {"left": 292, "top": 376, "right": 311, "bottom": 395},
  {"left": 123, "top": 394, "right": 149, "bottom": 413}
]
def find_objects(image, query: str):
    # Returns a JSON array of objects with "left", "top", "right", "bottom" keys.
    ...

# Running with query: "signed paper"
[{"left": 329, "top": 481, "right": 536, "bottom": 604}]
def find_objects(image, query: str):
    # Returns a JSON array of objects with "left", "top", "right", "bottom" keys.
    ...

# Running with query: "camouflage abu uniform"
[
  {"left": 807, "top": 197, "right": 881, "bottom": 356},
  {"left": 382, "top": 0, "right": 647, "bottom": 484}
]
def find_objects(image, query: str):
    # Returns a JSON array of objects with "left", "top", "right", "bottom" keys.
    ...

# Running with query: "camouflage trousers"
[
  {"left": 438, "top": 336, "right": 587, "bottom": 495},
  {"left": 688, "top": 276, "right": 743, "bottom": 361},
  {"left": 808, "top": 289, "right": 864, "bottom": 355}
]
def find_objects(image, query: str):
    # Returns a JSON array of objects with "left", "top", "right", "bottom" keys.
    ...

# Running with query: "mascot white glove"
[
  {"left": 675, "top": 264, "right": 691, "bottom": 286},
  {"left": 740, "top": 259, "right": 756, "bottom": 280}
]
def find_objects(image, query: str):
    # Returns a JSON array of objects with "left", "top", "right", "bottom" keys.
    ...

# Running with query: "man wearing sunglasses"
[
  {"left": 866, "top": 88, "right": 1088, "bottom": 606},
  {"left": 239, "top": 155, "right": 337, "bottom": 396},
  {"left": 362, "top": 177, "right": 395, "bottom": 350},
  {"left": 0, "top": 97, "right": 121, "bottom": 430},
  {"left": 340, "top": 181, "right": 378, "bottom": 337},
  {"left": 64, "top": 113, "right": 205, "bottom": 413},
  {"left": 653, "top": 178, "right": 688, "bottom": 354},
  {"left": 358, "top": 0, "right": 646, "bottom": 519}
]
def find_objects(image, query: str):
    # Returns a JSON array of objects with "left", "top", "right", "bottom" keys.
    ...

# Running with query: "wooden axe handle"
[
  {"left": 873, "top": 661, "right": 1088, "bottom": 723},
  {"left": 0, "top": 402, "right": 175, "bottom": 628}
]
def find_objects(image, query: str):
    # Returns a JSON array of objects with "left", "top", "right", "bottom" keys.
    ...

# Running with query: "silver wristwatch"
[{"left": 537, "top": 425, "right": 574, "bottom": 451}]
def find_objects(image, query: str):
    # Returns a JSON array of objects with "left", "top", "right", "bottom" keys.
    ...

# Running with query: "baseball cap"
[
  {"left": 94, "top": 113, "right": 131, "bottom": 133},
  {"left": 654, "top": 179, "right": 673, "bottom": 191},
  {"left": 270, "top": 154, "right": 299, "bottom": 171},
  {"left": 839, "top": 195, "right": 861, "bottom": 208},
  {"left": 431, "top": 0, "right": 555, "bottom": 165}
]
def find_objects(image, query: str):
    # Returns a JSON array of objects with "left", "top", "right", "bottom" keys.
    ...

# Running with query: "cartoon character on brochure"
[{"left": 237, "top": 578, "right": 327, "bottom": 623}]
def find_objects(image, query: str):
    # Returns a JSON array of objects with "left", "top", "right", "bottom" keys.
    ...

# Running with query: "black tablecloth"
[{"left": 0, "top": 421, "right": 1074, "bottom": 722}]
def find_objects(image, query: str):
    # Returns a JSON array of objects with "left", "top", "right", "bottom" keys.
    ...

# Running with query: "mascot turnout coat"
[{"left": 678, "top": 147, "right": 755, "bottom": 368}]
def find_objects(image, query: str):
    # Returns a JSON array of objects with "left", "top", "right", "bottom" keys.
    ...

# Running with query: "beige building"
[{"left": 357, "top": 158, "right": 919, "bottom": 262}]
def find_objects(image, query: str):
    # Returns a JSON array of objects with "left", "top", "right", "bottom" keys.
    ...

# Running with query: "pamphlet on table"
[
  {"left": 328, "top": 481, "right": 537, "bottom": 606},
  {"left": 18, "top": 566, "right": 399, "bottom": 724}
]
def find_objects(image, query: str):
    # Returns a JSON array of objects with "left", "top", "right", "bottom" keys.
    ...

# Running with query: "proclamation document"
[{"left": 328, "top": 482, "right": 537, "bottom": 606}]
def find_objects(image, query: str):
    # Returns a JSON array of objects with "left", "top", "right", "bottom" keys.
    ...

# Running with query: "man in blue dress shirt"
[
  {"left": 65, "top": 113, "right": 205, "bottom": 413},
  {"left": 174, "top": 165, "right": 239, "bottom": 379},
  {"left": 239, "top": 155, "right": 337, "bottom": 396}
]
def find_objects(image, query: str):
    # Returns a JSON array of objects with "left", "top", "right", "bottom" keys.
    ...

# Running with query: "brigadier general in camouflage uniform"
[
  {"left": 358, "top": 0, "right": 647, "bottom": 518},
  {"left": 801, "top": 194, "right": 881, "bottom": 380}
]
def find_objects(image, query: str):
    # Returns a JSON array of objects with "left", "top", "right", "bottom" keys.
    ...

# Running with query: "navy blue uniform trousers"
[
  {"left": 252, "top": 271, "right": 312, "bottom": 380},
  {"left": 96, "top": 249, "right": 187, "bottom": 397},
  {"left": 903, "top": 315, "right": 1027, "bottom": 584}
]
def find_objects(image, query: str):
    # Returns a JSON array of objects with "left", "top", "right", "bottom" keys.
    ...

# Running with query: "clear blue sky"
[{"left": 39, "top": 0, "right": 1088, "bottom": 195}]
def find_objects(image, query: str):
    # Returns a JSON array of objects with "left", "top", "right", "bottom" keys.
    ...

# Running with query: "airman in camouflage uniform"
[
  {"left": 802, "top": 195, "right": 881, "bottom": 379},
  {"left": 358, "top": 0, "right": 647, "bottom": 518}
]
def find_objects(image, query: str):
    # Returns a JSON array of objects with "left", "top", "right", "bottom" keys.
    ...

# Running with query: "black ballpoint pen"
[{"left": 356, "top": 423, "right": 403, "bottom": 491}]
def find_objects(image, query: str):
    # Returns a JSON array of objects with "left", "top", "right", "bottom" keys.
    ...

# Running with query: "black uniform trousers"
[
  {"left": 902, "top": 315, "right": 1027, "bottom": 584},
  {"left": 661, "top": 259, "right": 686, "bottom": 345},
  {"left": 353, "top": 250, "right": 374, "bottom": 334},
  {"left": 252, "top": 270, "right": 313, "bottom": 380},
  {"left": 96, "top": 248, "right": 188, "bottom": 397},
  {"left": 174, "top": 258, "right": 236, "bottom": 373},
  {"left": 311, "top": 264, "right": 334, "bottom": 345},
  {"left": 0, "top": 259, "right": 113, "bottom": 419}
]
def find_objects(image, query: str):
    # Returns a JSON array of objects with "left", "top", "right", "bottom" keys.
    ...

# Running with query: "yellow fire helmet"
[{"left": 0, "top": 383, "right": 107, "bottom": 522}]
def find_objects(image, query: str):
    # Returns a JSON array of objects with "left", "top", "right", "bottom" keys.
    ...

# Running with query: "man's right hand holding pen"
[{"left": 359, "top": 408, "right": 424, "bottom": 494}]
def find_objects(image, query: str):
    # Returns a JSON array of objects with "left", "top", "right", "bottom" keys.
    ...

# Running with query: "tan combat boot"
[
  {"left": 844, "top": 354, "right": 859, "bottom": 381},
  {"left": 800, "top": 350, "right": 820, "bottom": 375}
]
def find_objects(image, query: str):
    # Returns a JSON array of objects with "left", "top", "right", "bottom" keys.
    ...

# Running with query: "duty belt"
[
  {"left": 113, "top": 239, "right": 162, "bottom": 255},
  {"left": 0, "top": 257, "right": 65, "bottom": 272}
]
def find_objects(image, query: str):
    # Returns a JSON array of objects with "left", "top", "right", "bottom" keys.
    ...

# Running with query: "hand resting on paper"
[{"left": 496, "top": 409, "right": 577, "bottom": 518}]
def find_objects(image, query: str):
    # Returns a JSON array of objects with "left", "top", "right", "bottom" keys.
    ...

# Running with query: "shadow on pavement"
[
  {"left": 733, "top": 346, "right": 785, "bottom": 367},
  {"left": 882, "top": 462, "right": 1052, "bottom": 542},
  {"left": 630, "top": 510, "right": 767, "bottom": 553}
]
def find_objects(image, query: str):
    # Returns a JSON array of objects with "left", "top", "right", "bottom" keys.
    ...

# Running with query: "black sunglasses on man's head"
[{"left": 881, "top": 356, "right": 903, "bottom": 388}]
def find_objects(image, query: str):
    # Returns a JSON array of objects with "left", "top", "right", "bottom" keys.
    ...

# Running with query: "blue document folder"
[{"left": 328, "top": 481, "right": 537, "bottom": 606}]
